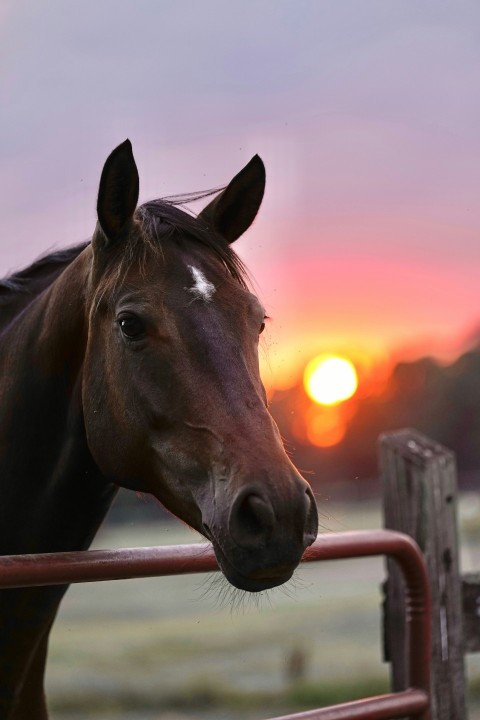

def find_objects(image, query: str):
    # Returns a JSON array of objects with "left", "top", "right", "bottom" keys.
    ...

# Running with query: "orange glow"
[
  {"left": 304, "top": 355, "right": 358, "bottom": 405},
  {"left": 305, "top": 405, "right": 347, "bottom": 448}
]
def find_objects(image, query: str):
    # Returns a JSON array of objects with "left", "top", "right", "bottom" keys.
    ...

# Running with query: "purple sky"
[{"left": 2, "top": 1, "right": 480, "bottom": 386}]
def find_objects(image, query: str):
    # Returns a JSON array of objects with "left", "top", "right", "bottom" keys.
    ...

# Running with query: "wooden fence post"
[{"left": 379, "top": 428, "right": 467, "bottom": 720}]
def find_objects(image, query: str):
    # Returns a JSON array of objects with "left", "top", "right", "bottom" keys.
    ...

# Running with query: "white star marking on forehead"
[{"left": 186, "top": 265, "right": 216, "bottom": 302}]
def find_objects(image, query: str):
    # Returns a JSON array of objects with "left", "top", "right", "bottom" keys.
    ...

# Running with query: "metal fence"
[{"left": 0, "top": 529, "right": 431, "bottom": 720}]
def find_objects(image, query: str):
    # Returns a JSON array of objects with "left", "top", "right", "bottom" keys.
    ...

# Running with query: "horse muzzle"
[
  {"left": 210, "top": 541, "right": 297, "bottom": 592},
  {"left": 203, "top": 478, "right": 319, "bottom": 593}
]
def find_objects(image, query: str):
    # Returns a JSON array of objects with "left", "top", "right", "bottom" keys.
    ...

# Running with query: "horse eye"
[
  {"left": 118, "top": 314, "right": 145, "bottom": 340},
  {"left": 259, "top": 322, "right": 265, "bottom": 334}
]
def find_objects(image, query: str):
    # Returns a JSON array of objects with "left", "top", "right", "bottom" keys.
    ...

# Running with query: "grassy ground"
[{"left": 45, "top": 497, "right": 480, "bottom": 719}]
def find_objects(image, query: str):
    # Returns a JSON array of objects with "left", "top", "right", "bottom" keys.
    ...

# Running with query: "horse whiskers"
[
  {"left": 285, "top": 569, "right": 313, "bottom": 595},
  {"left": 195, "top": 573, "right": 251, "bottom": 613},
  {"left": 194, "top": 569, "right": 307, "bottom": 614}
]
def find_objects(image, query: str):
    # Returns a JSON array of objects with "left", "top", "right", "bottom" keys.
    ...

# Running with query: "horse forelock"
[{"left": 134, "top": 198, "right": 249, "bottom": 289}]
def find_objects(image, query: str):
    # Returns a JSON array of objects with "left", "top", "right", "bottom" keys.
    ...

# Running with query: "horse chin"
[{"left": 212, "top": 543, "right": 295, "bottom": 593}]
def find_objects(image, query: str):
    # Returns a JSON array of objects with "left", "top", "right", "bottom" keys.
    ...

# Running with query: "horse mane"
[{"left": 0, "top": 243, "right": 90, "bottom": 315}]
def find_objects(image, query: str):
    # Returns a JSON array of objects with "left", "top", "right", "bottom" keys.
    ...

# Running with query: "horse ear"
[
  {"left": 96, "top": 139, "right": 139, "bottom": 246},
  {"left": 199, "top": 155, "right": 265, "bottom": 243}
]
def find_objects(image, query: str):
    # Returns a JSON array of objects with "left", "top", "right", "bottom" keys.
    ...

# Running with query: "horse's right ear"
[{"left": 96, "top": 140, "right": 139, "bottom": 248}]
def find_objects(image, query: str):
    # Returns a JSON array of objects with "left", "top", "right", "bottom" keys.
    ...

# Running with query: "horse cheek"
[{"left": 82, "top": 352, "right": 125, "bottom": 479}]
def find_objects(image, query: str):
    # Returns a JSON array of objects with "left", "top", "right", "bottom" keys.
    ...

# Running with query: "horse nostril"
[
  {"left": 229, "top": 491, "right": 275, "bottom": 549},
  {"left": 303, "top": 486, "right": 319, "bottom": 547},
  {"left": 242, "top": 495, "right": 271, "bottom": 536}
]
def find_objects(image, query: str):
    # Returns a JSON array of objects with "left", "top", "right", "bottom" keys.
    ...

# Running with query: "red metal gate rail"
[{"left": 0, "top": 530, "right": 431, "bottom": 720}]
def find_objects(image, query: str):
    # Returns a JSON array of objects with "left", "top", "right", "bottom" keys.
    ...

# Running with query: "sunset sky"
[{"left": 2, "top": 1, "right": 480, "bottom": 390}]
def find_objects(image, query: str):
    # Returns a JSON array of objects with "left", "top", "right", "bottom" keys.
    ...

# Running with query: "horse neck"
[{"left": 0, "top": 246, "right": 117, "bottom": 555}]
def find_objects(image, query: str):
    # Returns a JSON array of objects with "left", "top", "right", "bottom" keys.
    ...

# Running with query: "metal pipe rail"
[{"left": 0, "top": 530, "right": 431, "bottom": 720}]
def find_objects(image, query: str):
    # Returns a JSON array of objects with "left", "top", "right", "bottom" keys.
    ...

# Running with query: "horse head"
[{"left": 82, "top": 140, "right": 318, "bottom": 592}]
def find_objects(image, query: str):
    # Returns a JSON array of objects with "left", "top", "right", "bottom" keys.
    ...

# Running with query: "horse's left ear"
[
  {"left": 199, "top": 155, "right": 265, "bottom": 243},
  {"left": 96, "top": 139, "right": 139, "bottom": 247}
]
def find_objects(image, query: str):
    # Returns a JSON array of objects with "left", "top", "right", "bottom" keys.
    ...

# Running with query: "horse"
[{"left": 0, "top": 140, "right": 319, "bottom": 718}]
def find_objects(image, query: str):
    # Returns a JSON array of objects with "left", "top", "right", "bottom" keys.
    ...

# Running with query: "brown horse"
[{"left": 0, "top": 141, "right": 318, "bottom": 718}]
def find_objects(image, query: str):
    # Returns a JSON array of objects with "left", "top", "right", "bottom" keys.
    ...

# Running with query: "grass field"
[{"left": 45, "top": 497, "right": 480, "bottom": 719}]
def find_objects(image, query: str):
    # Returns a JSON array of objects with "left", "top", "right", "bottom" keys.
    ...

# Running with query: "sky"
[{"left": 2, "top": 1, "right": 480, "bottom": 389}]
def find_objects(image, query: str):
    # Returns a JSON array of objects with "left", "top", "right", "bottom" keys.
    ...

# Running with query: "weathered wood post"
[{"left": 379, "top": 428, "right": 466, "bottom": 720}]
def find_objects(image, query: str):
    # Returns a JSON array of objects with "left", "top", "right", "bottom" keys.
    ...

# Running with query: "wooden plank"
[
  {"left": 379, "top": 429, "right": 467, "bottom": 720},
  {"left": 462, "top": 573, "right": 480, "bottom": 653}
]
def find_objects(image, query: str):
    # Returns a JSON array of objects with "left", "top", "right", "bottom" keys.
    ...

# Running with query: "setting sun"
[{"left": 303, "top": 355, "right": 358, "bottom": 406}]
